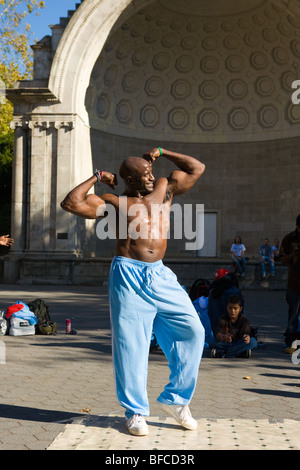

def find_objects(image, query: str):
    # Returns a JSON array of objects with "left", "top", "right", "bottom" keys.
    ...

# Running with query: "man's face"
[
  {"left": 227, "top": 303, "right": 242, "bottom": 323},
  {"left": 132, "top": 161, "right": 155, "bottom": 194}
]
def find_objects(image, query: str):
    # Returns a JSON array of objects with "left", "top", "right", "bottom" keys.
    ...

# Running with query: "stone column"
[
  {"left": 17, "top": 118, "right": 76, "bottom": 255},
  {"left": 27, "top": 120, "right": 51, "bottom": 252},
  {"left": 4, "top": 120, "right": 29, "bottom": 283},
  {"left": 9, "top": 120, "right": 28, "bottom": 253},
  {"left": 54, "top": 120, "right": 76, "bottom": 253}
]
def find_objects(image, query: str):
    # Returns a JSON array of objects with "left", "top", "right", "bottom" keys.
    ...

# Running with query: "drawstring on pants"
[{"left": 143, "top": 266, "right": 155, "bottom": 287}]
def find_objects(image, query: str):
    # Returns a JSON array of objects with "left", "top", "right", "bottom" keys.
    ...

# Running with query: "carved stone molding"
[
  {"left": 10, "top": 119, "right": 75, "bottom": 131},
  {"left": 54, "top": 121, "right": 74, "bottom": 130},
  {"left": 10, "top": 120, "right": 29, "bottom": 130},
  {"left": 6, "top": 87, "right": 59, "bottom": 105},
  {"left": 28, "top": 121, "right": 51, "bottom": 130}
]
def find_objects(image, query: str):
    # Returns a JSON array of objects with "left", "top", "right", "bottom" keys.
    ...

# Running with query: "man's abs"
[{"left": 116, "top": 238, "right": 167, "bottom": 262}]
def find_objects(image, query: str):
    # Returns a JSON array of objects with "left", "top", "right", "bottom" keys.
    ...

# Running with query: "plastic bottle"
[{"left": 66, "top": 319, "right": 71, "bottom": 334}]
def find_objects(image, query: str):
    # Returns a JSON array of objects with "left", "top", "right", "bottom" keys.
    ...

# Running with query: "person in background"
[
  {"left": 0, "top": 235, "right": 14, "bottom": 247},
  {"left": 210, "top": 295, "right": 257, "bottom": 358},
  {"left": 279, "top": 215, "right": 300, "bottom": 354},
  {"left": 272, "top": 239, "right": 280, "bottom": 262},
  {"left": 231, "top": 235, "right": 246, "bottom": 278},
  {"left": 259, "top": 238, "right": 275, "bottom": 278}
]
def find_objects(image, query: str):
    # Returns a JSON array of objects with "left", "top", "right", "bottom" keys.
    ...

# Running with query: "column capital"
[
  {"left": 28, "top": 120, "right": 51, "bottom": 130},
  {"left": 54, "top": 121, "right": 75, "bottom": 130},
  {"left": 10, "top": 118, "right": 75, "bottom": 130},
  {"left": 10, "top": 120, "right": 29, "bottom": 130}
]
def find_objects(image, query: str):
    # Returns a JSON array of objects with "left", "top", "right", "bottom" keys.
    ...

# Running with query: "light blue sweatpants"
[{"left": 108, "top": 256, "right": 204, "bottom": 418}]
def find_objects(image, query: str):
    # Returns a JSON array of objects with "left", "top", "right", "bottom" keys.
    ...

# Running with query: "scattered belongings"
[{"left": 2, "top": 299, "right": 57, "bottom": 336}]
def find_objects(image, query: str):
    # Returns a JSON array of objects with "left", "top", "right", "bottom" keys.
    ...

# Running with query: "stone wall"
[
  {"left": 89, "top": 130, "right": 300, "bottom": 259},
  {"left": 15, "top": 256, "right": 288, "bottom": 290}
]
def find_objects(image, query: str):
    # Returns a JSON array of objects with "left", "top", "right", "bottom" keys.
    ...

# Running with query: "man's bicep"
[
  {"left": 167, "top": 170, "right": 199, "bottom": 196},
  {"left": 63, "top": 193, "right": 108, "bottom": 219},
  {"left": 86, "top": 193, "right": 120, "bottom": 219},
  {"left": 69, "top": 194, "right": 105, "bottom": 219}
]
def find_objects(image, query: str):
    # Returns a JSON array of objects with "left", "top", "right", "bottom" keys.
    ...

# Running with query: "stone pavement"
[{"left": 0, "top": 284, "right": 299, "bottom": 452}]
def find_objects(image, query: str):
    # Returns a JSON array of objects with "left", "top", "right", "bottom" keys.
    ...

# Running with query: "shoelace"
[{"left": 129, "top": 414, "right": 144, "bottom": 426}]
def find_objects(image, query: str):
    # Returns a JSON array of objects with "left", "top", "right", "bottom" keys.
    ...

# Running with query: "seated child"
[{"left": 210, "top": 295, "right": 257, "bottom": 358}]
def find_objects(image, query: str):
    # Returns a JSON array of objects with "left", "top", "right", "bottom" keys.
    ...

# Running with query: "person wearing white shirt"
[{"left": 231, "top": 236, "right": 246, "bottom": 278}]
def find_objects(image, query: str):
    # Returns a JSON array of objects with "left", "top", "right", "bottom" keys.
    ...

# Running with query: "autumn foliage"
[{"left": 0, "top": 0, "right": 45, "bottom": 235}]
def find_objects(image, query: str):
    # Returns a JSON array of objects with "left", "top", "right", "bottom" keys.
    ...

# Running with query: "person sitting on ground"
[
  {"left": 259, "top": 238, "right": 275, "bottom": 278},
  {"left": 210, "top": 295, "right": 257, "bottom": 358},
  {"left": 231, "top": 236, "right": 246, "bottom": 278}
]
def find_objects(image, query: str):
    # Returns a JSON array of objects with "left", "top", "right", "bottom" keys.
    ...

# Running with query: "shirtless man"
[{"left": 61, "top": 147, "right": 205, "bottom": 436}]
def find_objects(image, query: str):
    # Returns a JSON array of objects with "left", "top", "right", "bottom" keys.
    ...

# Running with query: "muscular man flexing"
[{"left": 61, "top": 147, "right": 205, "bottom": 436}]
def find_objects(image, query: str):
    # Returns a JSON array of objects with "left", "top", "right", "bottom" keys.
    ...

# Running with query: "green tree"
[
  {"left": 0, "top": 0, "right": 45, "bottom": 244},
  {"left": 0, "top": 0, "right": 45, "bottom": 134}
]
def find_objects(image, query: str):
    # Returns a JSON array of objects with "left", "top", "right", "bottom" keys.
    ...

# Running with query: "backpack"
[
  {"left": 28, "top": 299, "right": 57, "bottom": 335},
  {"left": 189, "top": 278, "right": 211, "bottom": 302}
]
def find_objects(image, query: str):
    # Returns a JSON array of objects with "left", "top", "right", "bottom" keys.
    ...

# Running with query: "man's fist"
[
  {"left": 102, "top": 171, "right": 118, "bottom": 189},
  {"left": 143, "top": 147, "right": 162, "bottom": 163}
]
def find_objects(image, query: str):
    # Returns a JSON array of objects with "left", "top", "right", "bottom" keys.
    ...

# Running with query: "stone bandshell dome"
[{"left": 87, "top": 0, "right": 300, "bottom": 143}]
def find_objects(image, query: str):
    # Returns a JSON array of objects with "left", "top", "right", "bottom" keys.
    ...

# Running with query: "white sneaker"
[
  {"left": 126, "top": 414, "right": 149, "bottom": 436},
  {"left": 157, "top": 401, "right": 198, "bottom": 430}
]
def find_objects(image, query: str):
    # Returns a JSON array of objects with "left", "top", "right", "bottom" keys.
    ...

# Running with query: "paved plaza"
[{"left": 0, "top": 284, "right": 299, "bottom": 451}]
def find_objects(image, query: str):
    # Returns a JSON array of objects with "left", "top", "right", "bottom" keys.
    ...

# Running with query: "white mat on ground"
[{"left": 47, "top": 413, "right": 300, "bottom": 450}]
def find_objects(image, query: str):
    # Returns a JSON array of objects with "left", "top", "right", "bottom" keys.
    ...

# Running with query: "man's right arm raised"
[{"left": 61, "top": 172, "right": 118, "bottom": 219}]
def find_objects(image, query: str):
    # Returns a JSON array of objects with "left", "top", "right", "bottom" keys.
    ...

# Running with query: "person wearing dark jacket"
[
  {"left": 210, "top": 295, "right": 257, "bottom": 358},
  {"left": 279, "top": 214, "right": 300, "bottom": 353}
]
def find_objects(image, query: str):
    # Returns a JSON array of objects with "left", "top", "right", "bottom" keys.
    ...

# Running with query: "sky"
[{"left": 29, "top": 0, "right": 80, "bottom": 42}]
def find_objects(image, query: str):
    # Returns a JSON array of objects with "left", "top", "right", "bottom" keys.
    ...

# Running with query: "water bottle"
[{"left": 66, "top": 319, "right": 71, "bottom": 334}]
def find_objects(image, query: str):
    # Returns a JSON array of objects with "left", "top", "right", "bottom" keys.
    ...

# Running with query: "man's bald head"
[
  {"left": 119, "top": 156, "right": 155, "bottom": 195},
  {"left": 119, "top": 157, "right": 150, "bottom": 180}
]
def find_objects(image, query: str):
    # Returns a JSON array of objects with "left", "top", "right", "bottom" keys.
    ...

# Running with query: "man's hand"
[
  {"left": 0, "top": 235, "right": 14, "bottom": 247},
  {"left": 143, "top": 147, "right": 205, "bottom": 196},
  {"left": 101, "top": 171, "right": 118, "bottom": 190},
  {"left": 143, "top": 148, "right": 161, "bottom": 164}
]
